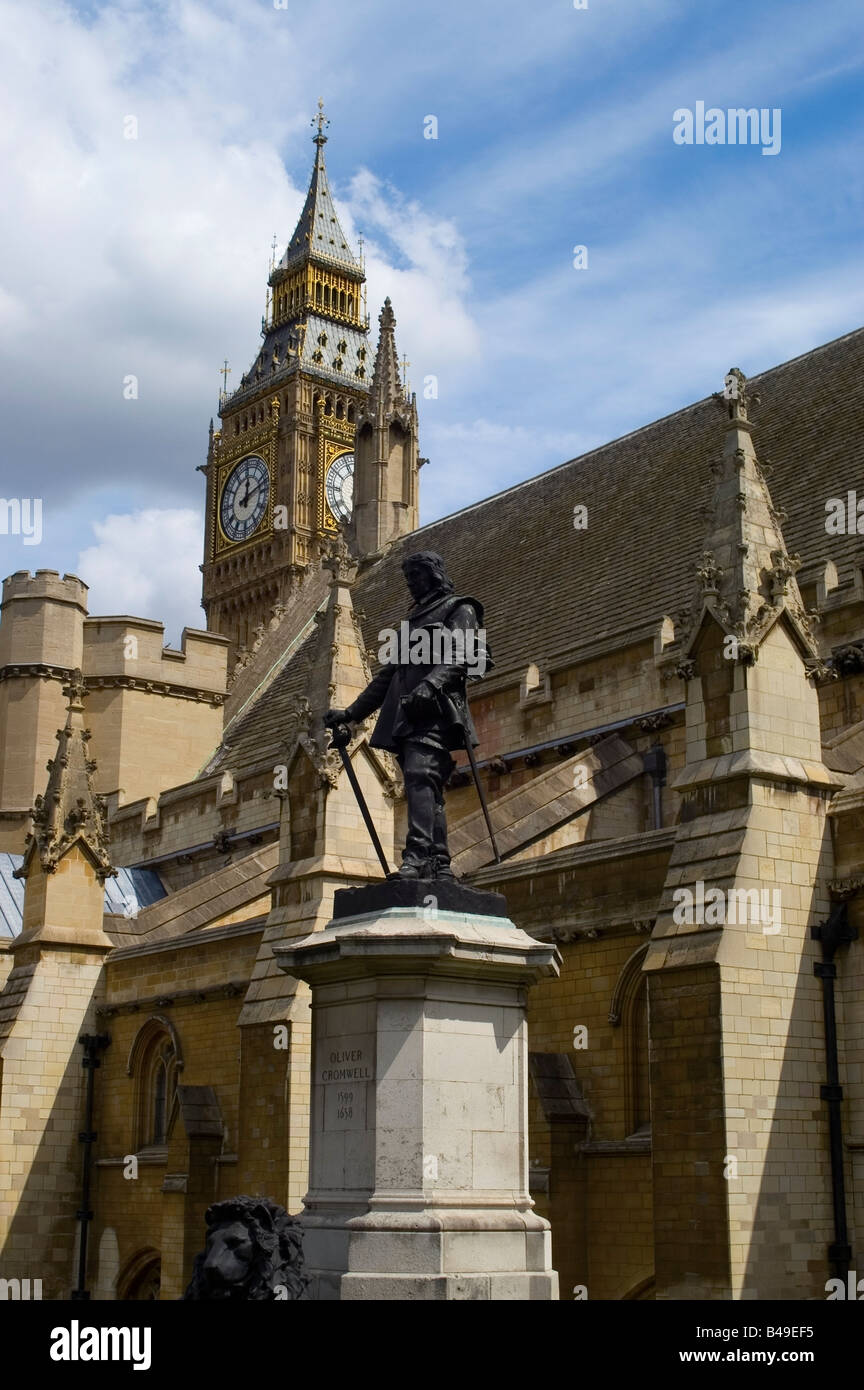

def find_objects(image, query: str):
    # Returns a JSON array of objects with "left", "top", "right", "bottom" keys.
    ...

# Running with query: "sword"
[{"left": 327, "top": 720, "right": 391, "bottom": 877}]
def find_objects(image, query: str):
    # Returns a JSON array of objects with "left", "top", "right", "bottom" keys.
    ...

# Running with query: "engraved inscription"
[{"left": 319, "top": 1035, "right": 375, "bottom": 1085}]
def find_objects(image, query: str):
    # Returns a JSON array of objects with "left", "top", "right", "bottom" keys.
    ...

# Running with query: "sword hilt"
[{"left": 326, "top": 719, "right": 352, "bottom": 750}]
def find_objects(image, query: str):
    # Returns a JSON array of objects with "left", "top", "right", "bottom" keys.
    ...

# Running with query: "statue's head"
[
  {"left": 402, "top": 551, "right": 454, "bottom": 603},
  {"left": 182, "top": 1196, "right": 308, "bottom": 1301}
]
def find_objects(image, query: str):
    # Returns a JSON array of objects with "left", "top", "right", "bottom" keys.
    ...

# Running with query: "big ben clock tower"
[{"left": 201, "top": 103, "right": 418, "bottom": 655}]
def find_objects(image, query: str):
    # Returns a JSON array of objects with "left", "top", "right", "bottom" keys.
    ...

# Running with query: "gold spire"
[{"left": 312, "top": 97, "right": 330, "bottom": 148}]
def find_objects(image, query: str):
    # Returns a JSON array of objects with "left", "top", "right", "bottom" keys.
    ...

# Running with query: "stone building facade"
[{"left": 2, "top": 118, "right": 864, "bottom": 1301}]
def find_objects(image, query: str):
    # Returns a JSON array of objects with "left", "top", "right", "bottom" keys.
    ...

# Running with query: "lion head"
[{"left": 182, "top": 1196, "right": 308, "bottom": 1301}]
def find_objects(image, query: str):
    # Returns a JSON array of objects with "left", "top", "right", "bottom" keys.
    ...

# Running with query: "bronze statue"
[
  {"left": 325, "top": 551, "right": 491, "bottom": 880},
  {"left": 182, "top": 1196, "right": 308, "bottom": 1300}
]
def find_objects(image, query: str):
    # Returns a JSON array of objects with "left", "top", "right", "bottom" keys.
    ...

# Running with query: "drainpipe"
[
  {"left": 811, "top": 902, "right": 857, "bottom": 1281},
  {"left": 71, "top": 1032, "right": 110, "bottom": 1300},
  {"left": 642, "top": 743, "right": 667, "bottom": 830}
]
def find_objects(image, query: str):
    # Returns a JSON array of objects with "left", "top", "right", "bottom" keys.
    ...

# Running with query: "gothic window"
[
  {"left": 323, "top": 284, "right": 330, "bottom": 308},
  {"left": 632, "top": 980, "right": 650, "bottom": 1132},
  {"left": 118, "top": 1249, "right": 161, "bottom": 1302},
  {"left": 609, "top": 943, "right": 651, "bottom": 1137},
  {"left": 339, "top": 290, "right": 346, "bottom": 313},
  {"left": 347, "top": 295, "right": 354, "bottom": 316},
  {"left": 315, "top": 281, "right": 322, "bottom": 305},
  {"left": 127, "top": 1017, "right": 182, "bottom": 1150},
  {"left": 150, "top": 1041, "right": 175, "bottom": 1144}
]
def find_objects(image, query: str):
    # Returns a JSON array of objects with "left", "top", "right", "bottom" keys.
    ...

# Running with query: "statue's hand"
[
  {"left": 324, "top": 707, "right": 351, "bottom": 728},
  {"left": 403, "top": 682, "right": 438, "bottom": 722}
]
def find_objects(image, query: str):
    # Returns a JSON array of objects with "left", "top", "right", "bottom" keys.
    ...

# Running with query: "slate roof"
[
  {"left": 298, "top": 314, "right": 370, "bottom": 386},
  {"left": 277, "top": 136, "right": 361, "bottom": 277},
  {"left": 231, "top": 315, "right": 372, "bottom": 407},
  {"left": 207, "top": 327, "right": 864, "bottom": 777},
  {"left": 0, "top": 855, "right": 166, "bottom": 938}
]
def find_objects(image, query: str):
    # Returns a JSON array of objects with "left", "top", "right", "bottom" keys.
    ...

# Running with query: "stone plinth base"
[
  {"left": 275, "top": 904, "right": 560, "bottom": 1301},
  {"left": 332, "top": 877, "right": 508, "bottom": 921}
]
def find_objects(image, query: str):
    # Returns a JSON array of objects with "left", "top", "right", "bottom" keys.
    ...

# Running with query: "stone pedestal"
[{"left": 274, "top": 886, "right": 560, "bottom": 1300}]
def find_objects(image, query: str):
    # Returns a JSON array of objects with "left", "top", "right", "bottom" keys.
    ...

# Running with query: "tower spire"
[
  {"left": 350, "top": 298, "right": 420, "bottom": 557},
  {"left": 275, "top": 104, "right": 360, "bottom": 278},
  {"left": 312, "top": 97, "right": 330, "bottom": 149},
  {"left": 370, "top": 298, "right": 404, "bottom": 414}
]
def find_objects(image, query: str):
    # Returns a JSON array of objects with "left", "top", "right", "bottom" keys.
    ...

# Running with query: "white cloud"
[
  {"left": 0, "top": 0, "right": 480, "bottom": 514},
  {"left": 76, "top": 509, "right": 205, "bottom": 645},
  {"left": 344, "top": 169, "right": 481, "bottom": 381}
]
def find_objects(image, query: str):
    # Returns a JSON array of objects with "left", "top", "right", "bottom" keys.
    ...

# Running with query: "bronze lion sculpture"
[{"left": 182, "top": 1195, "right": 308, "bottom": 1300}]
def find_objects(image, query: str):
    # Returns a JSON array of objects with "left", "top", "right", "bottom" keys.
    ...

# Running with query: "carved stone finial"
[
  {"left": 323, "top": 533, "right": 357, "bottom": 584},
  {"left": 15, "top": 671, "right": 114, "bottom": 884},
  {"left": 722, "top": 367, "right": 759, "bottom": 423}
]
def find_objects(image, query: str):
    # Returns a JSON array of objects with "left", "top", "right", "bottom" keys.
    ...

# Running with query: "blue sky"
[{"left": 1, "top": 0, "right": 863, "bottom": 639}]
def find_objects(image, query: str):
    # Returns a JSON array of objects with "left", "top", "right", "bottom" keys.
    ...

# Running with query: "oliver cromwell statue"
[{"left": 324, "top": 551, "right": 490, "bottom": 881}]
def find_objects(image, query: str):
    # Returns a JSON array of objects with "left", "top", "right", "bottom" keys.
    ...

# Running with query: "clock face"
[
  {"left": 220, "top": 455, "right": 270, "bottom": 542},
  {"left": 325, "top": 452, "right": 354, "bottom": 523}
]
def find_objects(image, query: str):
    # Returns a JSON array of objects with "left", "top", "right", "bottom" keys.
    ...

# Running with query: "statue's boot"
[
  {"left": 432, "top": 859, "right": 456, "bottom": 881},
  {"left": 388, "top": 855, "right": 432, "bottom": 881}
]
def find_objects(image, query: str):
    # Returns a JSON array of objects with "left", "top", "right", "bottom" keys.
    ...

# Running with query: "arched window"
[
  {"left": 339, "top": 290, "right": 346, "bottom": 313},
  {"left": 127, "top": 1017, "right": 182, "bottom": 1149},
  {"left": 315, "top": 281, "right": 322, "bottom": 305},
  {"left": 609, "top": 943, "right": 651, "bottom": 1136},
  {"left": 118, "top": 1249, "right": 161, "bottom": 1302},
  {"left": 347, "top": 294, "right": 354, "bottom": 316}
]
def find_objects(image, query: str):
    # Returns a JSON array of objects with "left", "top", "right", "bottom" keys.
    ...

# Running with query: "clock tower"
[{"left": 201, "top": 103, "right": 399, "bottom": 655}]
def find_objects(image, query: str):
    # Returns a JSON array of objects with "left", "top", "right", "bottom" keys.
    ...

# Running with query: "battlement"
[
  {"left": 0, "top": 570, "right": 89, "bottom": 668},
  {"left": 1, "top": 569, "right": 89, "bottom": 608},
  {"left": 83, "top": 617, "right": 229, "bottom": 695}
]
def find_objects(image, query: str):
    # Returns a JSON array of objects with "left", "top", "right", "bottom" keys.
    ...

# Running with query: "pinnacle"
[
  {"left": 682, "top": 368, "right": 816, "bottom": 660},
  {"left": 16, "top": 670, "right": 115, "bottom": 883}
]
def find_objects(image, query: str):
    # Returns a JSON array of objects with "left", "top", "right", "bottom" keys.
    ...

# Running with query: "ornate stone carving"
[
  {"left": 696, "top": 551, "right": 723, "bottom": 594},
  {"left": 804, "top": 657, "right": 839, "bottom": 683},
  {"left": 768, "top": 549, "right": 801, "bottom": 599},
  {"left": 832, "top": 641, "right": 864, "bottom": 676},
  {"left": 637, "top": 713, "right": 672, "bottom": 733},
  {"left": 16, "top": 672, "right": 114, "bottom": 884}
]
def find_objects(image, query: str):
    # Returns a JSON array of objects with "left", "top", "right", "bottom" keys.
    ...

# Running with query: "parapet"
[
  {"left": 83, "top": 617, "right": 229, "bottom": 697},
  {"left": 1, "top": 569, "right": 89, "bottom": 610},
  {"left": 0, "top": 571, "right": 89, "bottom": 668}
]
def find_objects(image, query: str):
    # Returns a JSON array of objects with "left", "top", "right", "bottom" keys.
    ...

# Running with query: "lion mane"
[{"left": 183, "top": 1195, "right": 308, "bottom": 1301}]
